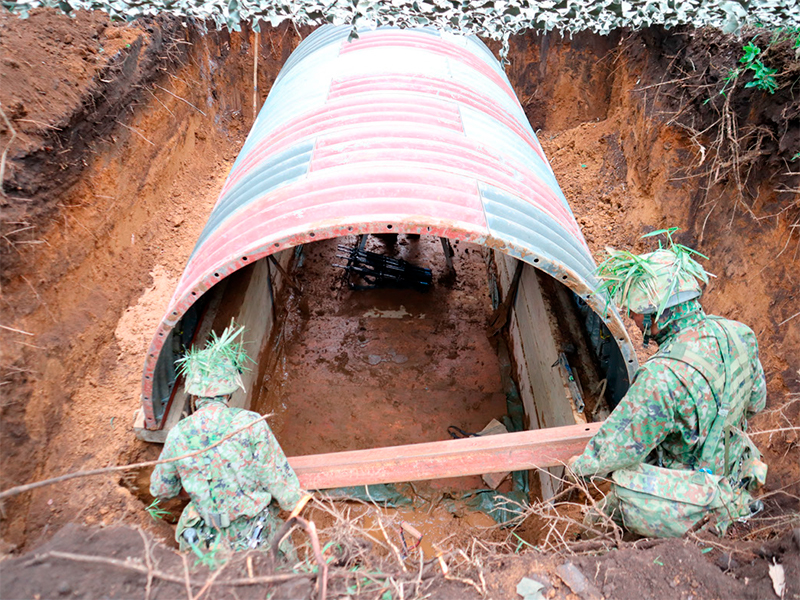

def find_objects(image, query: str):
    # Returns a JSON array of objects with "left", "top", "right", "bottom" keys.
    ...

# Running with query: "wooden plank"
[
  {"left": 288, "top": 422, "right": 601, "bottom": 490},
  {"left": 496, "top": 253, "right": 577, "bottom": 499},
  {"left": 229, "top": 258, "right": 273, "bottom": 411}
]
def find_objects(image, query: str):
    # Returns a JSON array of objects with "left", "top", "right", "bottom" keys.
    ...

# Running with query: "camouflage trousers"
[
  {"left": 592, "top": 463, "right": 756, "bottom": 538},
  {"left": 176, "top": 501, "right": 296, "bottom": 559}
]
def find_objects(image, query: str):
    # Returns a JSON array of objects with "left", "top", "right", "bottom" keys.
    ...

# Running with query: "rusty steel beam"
[{"left": 288, "top": 422, "right": 602, "bottom": 490}]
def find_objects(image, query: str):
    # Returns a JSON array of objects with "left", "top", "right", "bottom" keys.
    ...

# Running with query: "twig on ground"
[
  {"left": 414, "top": 546, "right": 424, "bottom": 598},
  {"left": 512, "top": 466, "right": 622, "bottom": 555},
  {"left": 443, "top": 548, "right": 487, "bottom": 596},
  {"left": 632, "top": 74, "right": 699, "bottom": 92},
  {"left": 750, "top": 426, "right": 800, "bottom": 436},
  {"left": 246, "top": 554, "right": 254, "bottom": 579},
  {"left": 154, "top": 84, "right": 206, "bottom": 116},
  {"left": 21, "top": 275, "right": 55, "bottom": 323},
  {"left": 9, "top": 340, "right": 44, "bottom": 349},
  {"left": 46, "top": 548, "right": 315, "bottom": 591},
  {"left": 193, "top": 560, "right": 227, "bottom": 600},
  {"left": 269, "top": 512, "right": 328, "bottom": 600},
  {"left": 374, "top": 510, "right": 408, "bottom": 573},
  {"left": 310, "top": 495, "right": 389, "bottom": 555},
  {"left": 137, "top": 528, "right": 155, "bottom": 600},
  {"left": 181, "top": 554, "right": 194, "bottom": 600},
  {"left": 15, "top": 119, "right": 62, "bottom": 131},
  {"left": 46, "top": 550, "right": 189, "bottom": 586},
  {"left": 778, "top": 311, "right": 800, "bottom": 327},
  {"left": 0, "top": 414, "right": 273, "bottom": 500},
  {"left": 144, "top": 86, "right": 176, "bottom": 117},
  {"left": 115, "top": 120, "right": 155, "bottom": 146},
  {"left": 0, "top": 324, "right": 33, "bottom": 336},
  {"left": 740, "top": 513, "right": 800, "bottom": 540}
]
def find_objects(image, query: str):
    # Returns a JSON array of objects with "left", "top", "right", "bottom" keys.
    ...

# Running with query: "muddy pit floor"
[{"left": 257, "top": 234, "right": 509, "bottom": 493}]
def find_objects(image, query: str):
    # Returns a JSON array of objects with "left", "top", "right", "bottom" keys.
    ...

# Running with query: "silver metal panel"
[
  {"left": 191, "top": 141, "right": 314, "bottom": 257},
  {"left": 460, "top": 105, "right": 567, "bottom": 208},
  {"left": 480, "top": 183, "right": 596, "bottom": 281}
]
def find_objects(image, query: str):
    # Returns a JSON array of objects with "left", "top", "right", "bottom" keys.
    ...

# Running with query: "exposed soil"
[
  {"left": 259, "top": 235, "right": 507, "bottom": 458},
  {"left": 3, "top": 522, "right": 799, "bottom": 599},
  {"left": 1, "top": 10, "right": 798, "bottom": 600},
  {"left": 0, "top": 11, "right": 309, "bottom": 550},
  {"left": 506, "top": 28, "right": 800, "bottom": 498}
]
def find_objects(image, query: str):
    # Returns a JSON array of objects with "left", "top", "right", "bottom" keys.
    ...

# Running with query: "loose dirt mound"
[{"left": 3, "top": 521, "right": 798, "bottom": 599}]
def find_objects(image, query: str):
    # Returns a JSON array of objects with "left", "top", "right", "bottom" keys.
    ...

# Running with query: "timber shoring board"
[{"left": 288, "top": 422, "right": 602, "bottom": 489}]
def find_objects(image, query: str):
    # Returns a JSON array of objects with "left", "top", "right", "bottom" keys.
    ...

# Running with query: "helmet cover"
[
  {"left": 595, "top": 230, "right": 710, "bottom": 318},
  {"left": 176, "top": 320, "right": 254, "bottom": 398}
]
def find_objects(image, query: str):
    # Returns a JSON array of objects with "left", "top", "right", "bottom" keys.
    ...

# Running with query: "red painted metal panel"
[
  {"left": 329, "top": 74, "right": 548, "bottom": 164},
  {"left": 222, "top": 100, "right": 463, "bottom": 196},
  {"left": 308, "top": 137, "right": 580, "bottom": 239},
  {"left": 339, "top": 32, "right": 517, "bottom": 103},
  {"left": 177, "top": 173, "right": 486, "bottom": 298}
]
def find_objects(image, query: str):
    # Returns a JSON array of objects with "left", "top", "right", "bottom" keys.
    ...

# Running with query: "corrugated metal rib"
[{"left": 140, "top": 25, "right": 638, "bottom": 429}]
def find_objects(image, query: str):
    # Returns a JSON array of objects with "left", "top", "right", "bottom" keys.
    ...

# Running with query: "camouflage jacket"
[
  {"left": 572, "top": 301, "right": 766, "bottom": 479},
  {"left": 150, "top": 399, "right": 303, "bottom": 520}
]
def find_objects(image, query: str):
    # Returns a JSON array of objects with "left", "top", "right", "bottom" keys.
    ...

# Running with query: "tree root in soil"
[{"left": 643, "top": 28, "right": 800, "bottom": 246}]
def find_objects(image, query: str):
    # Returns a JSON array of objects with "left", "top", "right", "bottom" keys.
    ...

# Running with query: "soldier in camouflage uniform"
[
  {"left": 569, "top": 232, "right": 767, "bottom": 537},
  {"left": 150, "top": 323, "right": 304, "bottom": 555}
]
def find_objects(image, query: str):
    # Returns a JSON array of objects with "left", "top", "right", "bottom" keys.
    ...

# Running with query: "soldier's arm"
[
  {"left": 149, "top": 435, "right": 183, "bottom": 500},
  {"left": 570, "top": 362, "right": 677, "bottom": 477},
  {"left": 253, "top": 421, "right": 304, "bottom": 511}
]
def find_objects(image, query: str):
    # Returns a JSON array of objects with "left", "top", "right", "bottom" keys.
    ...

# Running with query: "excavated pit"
[
  {"left": 255, "top": 236, "right": 513, "bottom": 461},
  {"left": 145, "top": 229, "right": 620, "bottom": 503},
  {"left": 0, "top": 13, "right": 798, "bottom": 586}
]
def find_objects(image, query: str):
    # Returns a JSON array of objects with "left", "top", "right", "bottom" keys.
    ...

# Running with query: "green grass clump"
[
  {"left": 175, "top": 320, "right": 254, "bottom": 380},
  {"left": 595, "top": 228, "right": 710, "bottom": 318},
  {"left": 145, "top": 499, "right": 171, "bottom": 521}
]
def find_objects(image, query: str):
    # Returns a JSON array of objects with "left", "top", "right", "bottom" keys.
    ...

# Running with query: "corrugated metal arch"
[{"left": 140, "top": 25, "right": 638, "bottom": 429}]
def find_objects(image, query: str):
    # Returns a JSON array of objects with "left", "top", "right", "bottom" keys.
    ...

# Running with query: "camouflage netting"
[{"left": 3, "top": 0, "right": 799, "bottom": 57}]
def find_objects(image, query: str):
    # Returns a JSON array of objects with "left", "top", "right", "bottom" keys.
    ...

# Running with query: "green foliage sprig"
[
  {"left": 739, "top": 41, "right": 778, "bottom": 93},
  {"left": 595, "top": 228, "right": 710, "bottom": 318},
  {"left": 145, "top": 498, "right": 171, "bottom": 521},
  {"left": 175, "top": 320, "right": 254, "bottom": 381},
  {"left": 715, "top": 26, "right": 799, "bottom": 99}
]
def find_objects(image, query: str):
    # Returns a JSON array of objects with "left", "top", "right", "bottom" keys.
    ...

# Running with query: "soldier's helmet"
[
  {"left": 595, "top": 231, "right": 710, "bottom": 319},
  {"left": 176, "top": 321, "right": 253, "bottom": 398}
]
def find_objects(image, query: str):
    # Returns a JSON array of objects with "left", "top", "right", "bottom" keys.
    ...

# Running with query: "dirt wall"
[
  {"left": 0, "top": 12, "right": 309, "bottom": 548},
  {"left": 505, "top": 27, "right": 799, "bottom": 499}
]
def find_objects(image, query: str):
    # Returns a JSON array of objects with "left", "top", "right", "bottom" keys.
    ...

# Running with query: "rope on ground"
[{"left": 0, "top": 414, "right": 272, "bottom": 501}]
